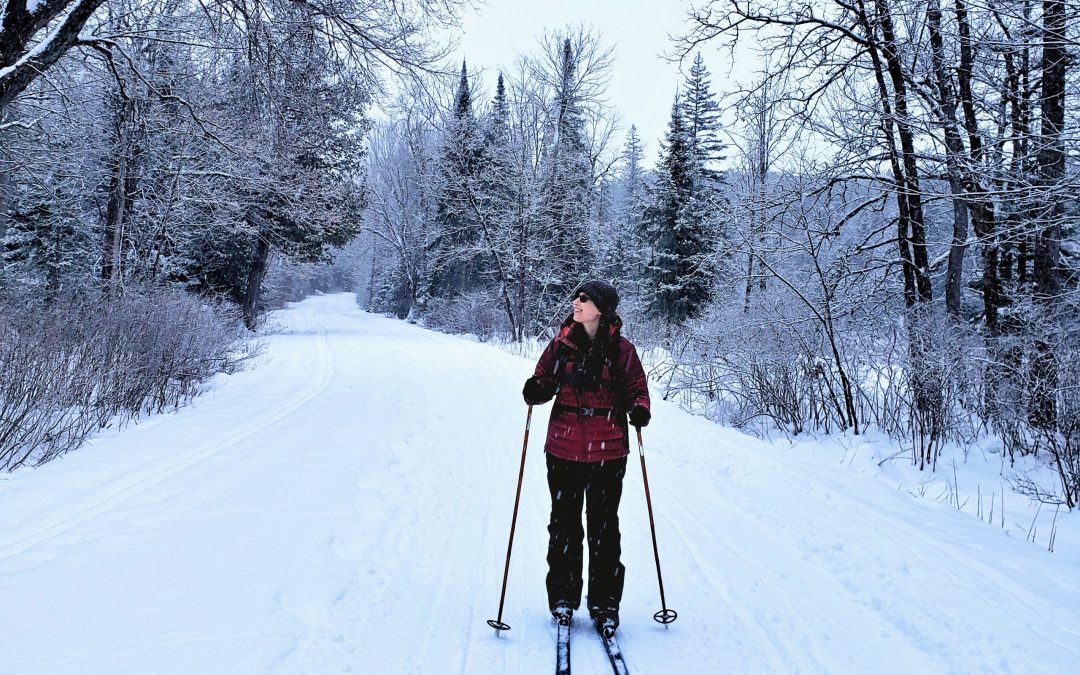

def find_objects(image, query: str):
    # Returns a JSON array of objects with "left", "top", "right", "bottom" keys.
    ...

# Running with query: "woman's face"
[{"left": 572, "top": 292, "right": 601, "bottom": 324}]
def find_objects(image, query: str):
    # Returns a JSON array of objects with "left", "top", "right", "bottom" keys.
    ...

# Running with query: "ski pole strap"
[{"left": 553, "top": 403, "right": 621, "bottom": 418}]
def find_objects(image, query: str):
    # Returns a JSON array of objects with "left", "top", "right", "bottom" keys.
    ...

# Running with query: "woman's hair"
[{"left": 561, "top": 312, "right": 622, "bottom": 392}]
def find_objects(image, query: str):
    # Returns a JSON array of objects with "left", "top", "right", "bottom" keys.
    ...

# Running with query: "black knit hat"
[{"left": 575, "top": 280, "right": 619, "bottom": 317}]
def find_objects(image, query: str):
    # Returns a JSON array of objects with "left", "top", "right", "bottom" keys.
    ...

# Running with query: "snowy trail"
[{"left": 2, "top": 294, "right": 1079, "bottom": 674}]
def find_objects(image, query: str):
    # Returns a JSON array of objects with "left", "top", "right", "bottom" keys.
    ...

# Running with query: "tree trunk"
[
  {"left": 954, "top": 0, "right": 1001, "bottom": 333},
  {"left": 0, "top": 109, "right": 11, "bottom": 262},
  {"left": 857, "top": 0, "right": 941, "bottom": 459},
  {"left": 989, "top": 28, "right": 1031, "bottom": 424},
  {"left": 243, "top": 234, "right": 272, "bottom": 331},
  {"left": 745, "top": 119, "right": 770, "bottom": 313},
  {"left": 1029, "top": 0, "right": 1066, "bottom": 429},
  {"left": 102, "top": 94, "right": 138, "bottom": 296},
  {"left": 366, "top": 243, "right": 378, "bottom": 308},
  {"left": 926, "top": 0, "right": 969, "bottom": 317},
  {"left": 855, "top": 0, "right": 932, "bottom": 307},
  {"left": 743, "top": 187, "right": 764, "bottom": 314},
  {"left": 873, "top": 0, "right": 932, "bottom": 304},
  {"left": 943, "top": 195, "right": 969, "bottom": 316}
]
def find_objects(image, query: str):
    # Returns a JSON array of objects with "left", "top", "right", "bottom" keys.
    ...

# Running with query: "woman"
[{"left": 522, "top": 280, "right": 651, "bottom": 636}]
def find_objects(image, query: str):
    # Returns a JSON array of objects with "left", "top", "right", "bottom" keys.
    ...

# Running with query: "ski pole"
[
  {"left": 637, "top": 427, "right": 677, "bottom": 625},
  {"left": 487, "top": 404, "right": 534, "bottom": 634}
]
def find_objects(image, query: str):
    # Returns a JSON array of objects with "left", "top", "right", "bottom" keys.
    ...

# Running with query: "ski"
[
  {"left": 555, "top": 618, "right": 571, "bottom": 675},
  {"left": 599, "top": 628, "right": 629, "bottom": 675}
]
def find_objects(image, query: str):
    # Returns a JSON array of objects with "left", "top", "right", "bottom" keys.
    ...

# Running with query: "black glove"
[
  {"left": 628, "top": 405, "right": 651, "bottom": 428},
  {"left": 523, "top": 375, "right": 556, "bottom": 405}
]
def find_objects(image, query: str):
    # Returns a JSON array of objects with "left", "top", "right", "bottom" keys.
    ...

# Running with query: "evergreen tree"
[
  {"left": 427, "top": 60, "right": 487, "bottom": 300},
  {"left": 173, "top": 14, "right": 367, "bottom": 328},
  {"left": 682, "top": 52, "right": 732, "bottom": 289},
  {"left": 682, "top": 52, "right": 726, "bottom": 174},
  {"left": 620, "top": 126, "right": 649, "bottom": 235},
  {"left": 479, "top": 70, "right": 530, "bottom": 338},
  {"left": 4, "top": 195, "right": 84, "bottom": 301},
  {"left": 482, "top": 71, "right": 514, "bottom": 211},
  {"left": 603, "top": 126, "right": 650, "bottom": 293},
  {"left": 1, "top": 94, "right": 100, "bottom": 300},
  {"left": 622, "top": 127, "right": 645, "bottom": 189},
  {"left": 645, "top": 98, "right": 713, "bottom": 324},
  {"left": 541, "top": 38, "right": 594, "bottom": 314},
  {"left": 485, "top": 72, "right": 510, "bottom": 149}
]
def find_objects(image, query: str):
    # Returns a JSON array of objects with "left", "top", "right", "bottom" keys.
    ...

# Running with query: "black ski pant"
[{"left": 545, "top": 452, "right": 627, "bottom": 616}]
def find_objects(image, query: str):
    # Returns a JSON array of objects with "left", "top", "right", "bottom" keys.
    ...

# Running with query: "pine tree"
[
  {"left": 645, "top": 98, "right": 713, "bottom": 324},
  {"left": 620, "top": 126, "right": 649, "bottom": 233},
  {"left": 603, "top": 126, "right": 650, "bottom": 293},
  {"left": 541, "top": 38, "right": 594, "bottom": 313},
  {"left": 479, "top": 70, "right": 530, "bottom": 339},
  {"left": 427, "top": 60, "right": 487, "bottom": 299},
  {"left": 682, "top": 52, "right": 725, "bottom": 174},
  {"left": 481, "top": 71, "right": 515, "bottom": 225},
  {"left": 174, "top": 14, "right": 367, "bottom": 328},
  {"left": 682, "top": 52, "right": 732, "bottom": 290},
  {"left": 4, "top": 196, "right": 84, "bottom": 301},
  {"left": 486, "top": 72, "right": 510, "bottom": 149},
  {"left": 2, "top": 111, "right": 98, "bottom": 300}
]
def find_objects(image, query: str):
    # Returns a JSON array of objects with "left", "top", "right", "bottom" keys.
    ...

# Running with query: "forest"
[{"left": 2, "top": 0, "right": 1078, "bottom": 507}]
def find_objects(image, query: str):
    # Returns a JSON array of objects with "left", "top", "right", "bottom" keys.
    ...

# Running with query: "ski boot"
[
  {"left": 592, "top": 609, "right": 619, "bottom": 638},
  {"left": 551, "top": 602, "right": 574, "bottom": 627}
]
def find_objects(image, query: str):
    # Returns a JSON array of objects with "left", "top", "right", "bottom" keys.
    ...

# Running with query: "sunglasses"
[{"left": 573, "top": 292, "right": 592, "bottom": 304}]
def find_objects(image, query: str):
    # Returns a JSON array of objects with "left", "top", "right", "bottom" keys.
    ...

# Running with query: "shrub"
[{"left": 0, "top": 287, "right": 252, "bottom": 471}]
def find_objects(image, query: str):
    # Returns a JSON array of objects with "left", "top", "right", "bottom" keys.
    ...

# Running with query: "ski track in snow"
[
  {"left": 1, "top": 293, "right": 1079, "bottom": 674},
  {"left": 0, "top": 310, "right": 335, "bottom": 566}
]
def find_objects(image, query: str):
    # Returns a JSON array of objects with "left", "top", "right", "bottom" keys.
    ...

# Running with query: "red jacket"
[{"left": 533, "top": 316, "right": 651, "bottom": 462}]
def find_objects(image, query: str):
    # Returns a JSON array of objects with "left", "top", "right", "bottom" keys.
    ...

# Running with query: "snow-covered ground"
[{"left": 2, "top": 293, "right": 1078, "bottom": 674}]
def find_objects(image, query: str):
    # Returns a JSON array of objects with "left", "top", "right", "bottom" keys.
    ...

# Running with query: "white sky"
[{"left": 451, "top": 0, "right": 753, "bottom": 165}]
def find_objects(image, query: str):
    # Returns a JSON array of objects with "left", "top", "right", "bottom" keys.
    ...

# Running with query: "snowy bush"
[
  {"left": 422, "top": 291, "right": 511, "bottom": 342},
  {"left": 0, "top": 287, "right": 252, "bottom": 471},
  {"left": 994, "top": 300, "right": 1080, "bottom": 507}
]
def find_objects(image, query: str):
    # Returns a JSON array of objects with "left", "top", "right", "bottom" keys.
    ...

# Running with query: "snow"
[
  {"left": 1, "top": 293, "right": 1078, "bottom": 673},
  {"left": 776, "top": 428, "right": 1080, "bottom": 556}
]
